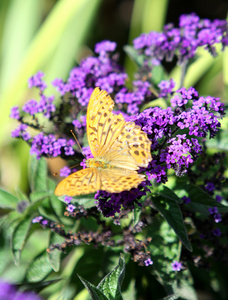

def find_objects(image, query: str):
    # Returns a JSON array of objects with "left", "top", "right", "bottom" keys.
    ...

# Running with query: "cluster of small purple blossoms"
[
  {"left": 115, "top": 80, "right": 152, "bottom": 114},
  {"left": 22, "top": 95, "right": 55, "bottom": 118},
  {"left": 0, "top": 280, "right": 43, "bottom": 300},
  {"left": 28, "top": 71, "right": 47, "bottom": 91},
  {"left": 30, "top": 133, "right": 75, "bottom": 159},
  {"left": 95, "top": 181, "right": 150, "bottom": 217},
  {"left": 182, "top": 196, "right": 191, "bottom": 204},
  {"left": 11, "top": 124, "right": 31, "bottom": 141},
  {"left": 133, "top": 13, "right": 228, "bottom": 65},
  {"left": 32, "top": 216, "right": 48, "bottom": 226},
  {"left": 158, "top": 79, "right": 175, "bottom": 98},
  {"left": 52, "top": 40, "right": 127, "bottom": 106},
  {"left": 131, "top": 86, "right": 224, "bottom": 178},
  {"left": 208, "top": 207, "right": 222, "bottom": 223}
]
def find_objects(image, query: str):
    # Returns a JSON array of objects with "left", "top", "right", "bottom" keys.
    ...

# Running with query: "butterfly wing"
[
  {"left": 55, "top": 168, "right": 100, "bottom": 196},
  {"left": 99, "top": 168, "right": 145, "bottom": 193},
  {"left": 102, "top": 121, "right": 152, "bottom": 169},
  {"left": 87, "top": 88, "right": 152, "bottom": 170},
  {"left": 87, "top": 87, "right": 126, "bottom": 157}
]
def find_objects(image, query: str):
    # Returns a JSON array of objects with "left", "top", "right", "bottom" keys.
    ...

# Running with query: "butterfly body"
[
  {"left": 86, "top": 157, "right": 111, "bottom": 169},
  {"left": 55, "top": 88, "right": 152, "bottom": 196}
]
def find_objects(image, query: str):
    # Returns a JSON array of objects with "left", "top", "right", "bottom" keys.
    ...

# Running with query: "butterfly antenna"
[{"left": 70, "top": 129, "right": 85, "bottom": 158}]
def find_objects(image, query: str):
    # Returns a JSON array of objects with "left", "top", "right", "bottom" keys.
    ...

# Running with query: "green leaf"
[
  {"left": 47, "top": 178, "right": 64, "bottom": 218},
  {"left": 0, "top": 189, "right": 19, "bottom": 209},
  {"left": 159, "top": 186, "right": 183, "bottom": 204},
  {"left": 151, "top": 187, "right": 192, "bottom": 251},
  {"left": 25, "top": 251, "right": 53, "bottom": 282},
  {"left": 11, "top": 216, "right": 32, "bottom": 266},
  {"left": 15, "top": 187, "right": 29, "bottom": 202},
  {"left": 29, "top": 156, "right": 48, "bottom": 192},
  {"left": 70, "top": 193, "right": 96, "bottom": 209},
  {"left": 97, "top": 255, "right": 125, "bottom": 300},
  {"left": 175, "top": 179, "right": 228, "bottom": 215},
  {"left": 133, "top": 202, "right": 141, "bottom": 226},
  {"left": 151, "top": 65, "right": 166, "bottom": 85},
  {"left": 124, "top": 45, "right": 145, "bottom": 68},
  {"left": 15, "top": 279, "right": 62, "bottom": 294},
  {"left": 206, "top": 128, "right": 228, "bottom": 151},
  {"left": 78, "top": 275, "right": 108, "bottom": 300},
  {"left": 47, "top": 232, "right": 65, "bottom": 272},
  {"left": 24, "top": 195, "right": 49, "bottom": 215},
  {"left": 29, "top": 191, "right": 51, "bottom": 202},
  {"left": 148, "top": 218, "right": 181, "bottom": 296}
]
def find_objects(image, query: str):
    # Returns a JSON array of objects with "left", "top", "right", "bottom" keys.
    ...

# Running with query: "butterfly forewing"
[
  {"left": 86, "top": 88, "right": 117, "bottom": 157},
  {"left": 55, "top": 168, "right": 100, "bottom": 196}
]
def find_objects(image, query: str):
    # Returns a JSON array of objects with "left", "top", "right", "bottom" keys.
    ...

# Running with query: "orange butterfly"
[{"left": 55, "top": 87, "right": 152, "bottom": 196}]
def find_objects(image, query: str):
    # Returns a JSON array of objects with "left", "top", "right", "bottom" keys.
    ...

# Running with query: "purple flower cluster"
[
  {"left": 95, "top": 182, "right": 149, "bottom": 217},
  {"left": 0, "top": 279, "right": 43, "bottom": 300},
  {"left": 115, "top": 80, "right": 152, "bottom": 114},
  {"left": 208, "top": 207, "right": 222, "bottom": 223},
  {"left": 160, "top": 135, "right": 200, "bottom": 176},
  {"left": 158, "top": 79, "right": 175, "bottom": 98},
  {"left": 52, "top": 40, "right": 127, "bottom": 106},
  {"left": 30, "top": 133, "right": 75, "bottom": 159},
  {"left": 28, "top": 71, "right": 47, "bottom": 91},
  {"left": 130, "top": 86, "right": 224, "bottom": 179},
  {"left": 22, "top": 95, "right": 55, "bottom": 118},
  {"left": 133, "top": 13, "right": 228, "bottom": 64},
  {"left": 11, "top": 124, "right": 31, "bottom": 141}
]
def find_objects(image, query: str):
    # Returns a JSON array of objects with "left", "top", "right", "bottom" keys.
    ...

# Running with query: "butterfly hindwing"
[
  {"left": 99, "top": 169, "right": 145, "bottom": 193},
  {"left": 109, "top": 122, "right": 152, "bottom": 168}
]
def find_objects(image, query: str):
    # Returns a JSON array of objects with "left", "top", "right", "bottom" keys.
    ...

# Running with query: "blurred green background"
[{"left": 0, "top": 0, "right": 227, "bottom": 195}]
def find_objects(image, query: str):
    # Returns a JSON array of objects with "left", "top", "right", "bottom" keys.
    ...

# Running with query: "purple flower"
[
  {"left": 212, "top": 228, "right": 221, "bottom": 236},
  {"left": 22, "top": 99, "right": 39, "bottom": 115},
  {"left": 205, "top": 182, "right": 215, "bottom": 192},
  {"left": 73, "top": 115, "right": 86, "bottom": 129},
  {"left": 0, "top": 280, "right": 16, "bottom": 299},
  {"left": 144, "top": 258, "right": 153, "bottom": 266},
  {"left": 171, "top": 261, "right": 182, "bottom": 271},
  {"left": 158, "top": 79, "right": 175, "bottom": 98},
  {"left": 216, "top": 195, "right": 222, "bottom": 202},
  {"left": 10, "top": 106, "right": 20, "bottom": 119},
  {"left": 0, "top": 279, "right": 43, "bottom": 300},
  {"left": 41, "top": 219, "right": 48, "bottom": 225},
  {"left": 182, "top": 196, "right": 191, "bottom": 204},
  {"left": 67, "top": 204, "right": 76, "bottom": 212},
  {"left": 11, "top": 124, "right": 31, "bottom": 141},
  {"left": 52, "top": 78, "right": 70, "bottom": 95},
  {"left": 28, "top": 71, "right": 47, "bottom": 91},
  {"left": 38, "top": 95, "right": 56, "bottom": 118},
  {"left": 95, "top": 183, "right": 148, "bottom": 217},
  {"left": 32, "top": 216, "right": 43, "bottom": 223},
  {"left": 214, "top": 213, "right": 222, "bottom": 223},
  {"left": 208, "top": 207, "right": 218, "bottom": 215},
  {"left": 133, "top": 13, "right": 228, "bottom": 65},
  {"left": 30, "top": 134, "right": 75, "bottom": 159},
  {"left": 95, "top": 40, "right": 117, "bottom": 54},
  {"left": 60, "top": 166, "right": 71, "bottom": 177},
  {"left": 64, "top": 196, "right": 72, "bottom": 204}
]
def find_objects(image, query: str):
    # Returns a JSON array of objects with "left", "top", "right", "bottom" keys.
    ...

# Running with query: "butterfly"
[{"left": 55, "top": 87, "right": 152, "bottom": 196}]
